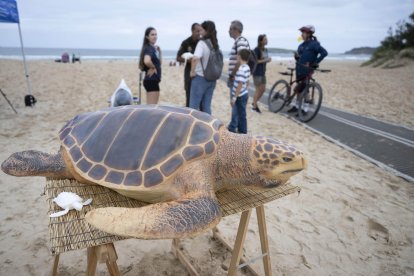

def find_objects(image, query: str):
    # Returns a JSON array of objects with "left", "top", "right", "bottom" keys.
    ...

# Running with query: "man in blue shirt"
[{"left": 288, "top": 25, "right": 328, "bottom": 113}]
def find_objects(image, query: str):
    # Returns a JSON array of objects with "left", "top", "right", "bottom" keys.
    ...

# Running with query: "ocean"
[{"left": 0, "top": 47, "right": 371, "bottom": 61}]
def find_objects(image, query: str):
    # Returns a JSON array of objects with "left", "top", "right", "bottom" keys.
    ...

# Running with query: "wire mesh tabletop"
[{"left": 45, "top": 178, "right": 300, "bottom": 255}]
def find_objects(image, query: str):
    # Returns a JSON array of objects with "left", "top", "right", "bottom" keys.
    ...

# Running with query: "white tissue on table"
[{"left": 49, "top": 192, "right": 92, "bottom": 218}]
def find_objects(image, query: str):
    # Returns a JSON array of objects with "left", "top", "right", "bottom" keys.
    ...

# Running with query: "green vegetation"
[
  {"left": 363, "top": 12, "right": 414, "bottom": 68},
  {"left": 344, "top": 47, "right": 377, "bottom": 55}
]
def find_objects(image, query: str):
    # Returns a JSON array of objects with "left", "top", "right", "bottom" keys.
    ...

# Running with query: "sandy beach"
[{"left": 0, "top": 58, "right": 413, "bottom": 275}]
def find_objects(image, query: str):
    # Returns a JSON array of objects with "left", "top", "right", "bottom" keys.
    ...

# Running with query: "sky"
[{"left": 0, "top": 0, "right": 413, "bottom": 53}]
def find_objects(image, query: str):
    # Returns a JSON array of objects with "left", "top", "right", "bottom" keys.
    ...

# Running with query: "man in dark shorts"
[{"left": 176, "top": 23, "right": 202, "bottom": 108}]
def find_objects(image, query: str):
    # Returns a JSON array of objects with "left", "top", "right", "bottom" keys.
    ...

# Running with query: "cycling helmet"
[{"left": 299, "top": 25, "right": 315, "bottom": 34}]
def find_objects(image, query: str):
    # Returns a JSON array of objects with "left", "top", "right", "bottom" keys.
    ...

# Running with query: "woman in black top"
[{"left": 139, "top": 27, "right": 162, "bottom": 104}]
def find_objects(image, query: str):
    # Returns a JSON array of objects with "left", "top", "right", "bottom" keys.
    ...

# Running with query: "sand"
[{"left": 0, "top": 59, "right": 413, "bottom": 275}]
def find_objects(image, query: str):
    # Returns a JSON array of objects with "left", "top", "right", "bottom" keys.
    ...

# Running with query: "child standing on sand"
[{"left": 228, "top": 49, "right": 251, "bottom": 134}]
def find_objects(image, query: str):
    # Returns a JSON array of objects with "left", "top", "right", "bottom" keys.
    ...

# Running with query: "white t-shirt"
[{"left": 193, "top": 39, "right": 211, "bottom": 77}]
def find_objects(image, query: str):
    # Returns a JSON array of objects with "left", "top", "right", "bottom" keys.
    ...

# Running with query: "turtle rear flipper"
[
  {"left": 85, "top": 194, "right": 221, "bottom": 239},
  {"left": 1, "top": 150, "right": 71, "bottom": 178}
]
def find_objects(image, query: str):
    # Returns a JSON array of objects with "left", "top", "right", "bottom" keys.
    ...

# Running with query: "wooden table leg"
[
  {"left": 172, "top": 206, "right": 273, "bottom": 276},
  {"left": 228, "top": 209, "right": 252, "bottom": 276},
  {"left": 171, "top": 239, "right": 200, "bottom": 276},
  {"left": 87, "top": 246, "right": 98, "bottom": 276},
  {"left": 51, "top": 254, "right": 60, "bottom": 276},
  {"left": 87, "top": 243, "right": 120, "bottom": 276},
  {"left": 256, "top": 205, "right": 272, "bottom": 276}
]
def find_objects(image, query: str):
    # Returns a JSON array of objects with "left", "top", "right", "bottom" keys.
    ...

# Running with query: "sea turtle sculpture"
[{"left": 2, "top": 105, "right": 307, "bottom": 239}]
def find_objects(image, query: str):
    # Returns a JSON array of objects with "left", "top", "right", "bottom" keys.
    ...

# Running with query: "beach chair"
[
  {"left": 71, "top": 53, "right": 81, "bottom": 63},
  {"left": 61, "top": 53, "right": 69, "bottom": 63}
]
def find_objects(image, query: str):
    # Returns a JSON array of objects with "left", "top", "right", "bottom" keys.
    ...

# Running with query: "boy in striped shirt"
[{"left": 228, "top": 48, "right": 251, "bottom": 134}]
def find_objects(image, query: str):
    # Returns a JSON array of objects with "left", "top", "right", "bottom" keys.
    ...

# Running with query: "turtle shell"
[{"left": 59, "top": 105, "right": 223, "bottom": 189}]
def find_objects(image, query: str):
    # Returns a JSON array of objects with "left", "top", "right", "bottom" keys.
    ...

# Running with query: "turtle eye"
[{"left": 282, "top": 157, "right": 292, "bottom": 162}]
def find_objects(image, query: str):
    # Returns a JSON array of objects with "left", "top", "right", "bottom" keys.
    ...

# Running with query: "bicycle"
[{"left": 267, "top": 65, "right": 330, "bottom": 122}]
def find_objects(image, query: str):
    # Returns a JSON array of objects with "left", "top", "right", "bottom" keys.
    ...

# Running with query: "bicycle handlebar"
[
  {"left": 296, "top": 62, "right": 331, "bottom": 73},
  {"left": 279, "top": 72, "right": 292, "bottom": 76},
  {"left": 279, "top": 67, "right": 331, "bottom": 76}
]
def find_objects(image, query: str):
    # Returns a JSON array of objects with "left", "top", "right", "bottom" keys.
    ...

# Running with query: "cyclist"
[{"left": 288, "top": 25, "right": 328, "bottom": 114}]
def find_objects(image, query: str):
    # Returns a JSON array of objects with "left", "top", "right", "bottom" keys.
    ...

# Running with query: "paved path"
[{"left": 223, "top": 75, "right": 414, "bottom": 182}]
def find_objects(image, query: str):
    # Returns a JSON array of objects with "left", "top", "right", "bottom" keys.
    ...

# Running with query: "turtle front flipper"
[
  {"left": 85, "top": 193, "right": 221, "bottom": 239},
  {"left": 1, "top": 150, "right": 72, "bottom": 178}
]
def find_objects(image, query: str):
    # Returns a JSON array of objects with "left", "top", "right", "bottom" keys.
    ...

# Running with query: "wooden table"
[{"left": 45, "top": 178, "right": 300, "bottom": 275}]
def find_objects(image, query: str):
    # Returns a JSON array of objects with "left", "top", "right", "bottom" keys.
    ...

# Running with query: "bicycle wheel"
[
  {"left": 268, "top": 79, "right": 290, "bottom": 113},
  {"left": 297, "top": 82, "right": 323, "bottom": 122}
]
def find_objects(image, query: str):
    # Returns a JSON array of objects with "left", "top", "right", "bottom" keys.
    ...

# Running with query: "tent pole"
[{"left": 17, "top": 22, "right": 32, "bottom": 95}]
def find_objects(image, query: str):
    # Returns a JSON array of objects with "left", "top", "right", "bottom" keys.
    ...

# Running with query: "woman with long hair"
[
  {"left": 189, "top": 20, "right": 220, "bottom": 114},
  {"left": 251, "top": 34, "right": 272, "bottom": 113},
  {"left": 139, "top": 27, "right": 162, "bottom": 104}
]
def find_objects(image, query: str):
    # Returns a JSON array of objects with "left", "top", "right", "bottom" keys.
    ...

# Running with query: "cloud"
[{"left": 1, "top": 0, "right": 413, "bottom": 52}]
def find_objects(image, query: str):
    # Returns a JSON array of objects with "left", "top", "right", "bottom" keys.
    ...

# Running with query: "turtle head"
[{"left": 251, "top": 136, "right": 307, "bottom": 188}]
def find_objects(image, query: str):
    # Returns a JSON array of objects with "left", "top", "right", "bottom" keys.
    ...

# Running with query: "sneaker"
[
  {"left": 295, "top": 109, "right": 308, "bottom": 116},
  {"left": 287, "top": 106, "right": 298, "bottom": 113},
  {"left": 251, "top": 106, "right": 262, "bottom": 114}
]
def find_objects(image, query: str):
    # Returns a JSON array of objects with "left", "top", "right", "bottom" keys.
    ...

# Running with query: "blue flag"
[{"left": 0, "top": 0, "right": 19, "bottom": 23}]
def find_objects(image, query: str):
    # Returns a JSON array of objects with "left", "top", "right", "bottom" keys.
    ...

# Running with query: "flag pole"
[{"left": 17, "top": 20, "right": 32, "bottom": 95}]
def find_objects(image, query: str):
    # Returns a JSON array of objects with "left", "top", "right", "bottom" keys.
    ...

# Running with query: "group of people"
[{"left": 138, "top": 20, "right": 327, "bottom": 134}]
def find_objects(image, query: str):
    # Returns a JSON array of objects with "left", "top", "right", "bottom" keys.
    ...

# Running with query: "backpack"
[
  {"left": 200, "top": 39, "right": 223, "bottom": 81},
  {"left": 24, "top": 94, "right": 37, "bottom": 107},
  {"left": 236, "top": 37, "right": 258, "bottom": 73}
]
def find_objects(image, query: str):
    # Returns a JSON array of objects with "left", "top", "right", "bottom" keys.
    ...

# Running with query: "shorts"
[
  {"left": 253, "top": 75, "right": 266, "bottom": 86},
  {"left": 143, "top": 79, "right": 160, "bottom": 92}
]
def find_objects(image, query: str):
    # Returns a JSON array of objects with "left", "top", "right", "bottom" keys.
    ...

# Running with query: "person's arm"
[
  {"left": 230, "top": 62, "right": 240, "bottom": 79},
  {"left": 258, "top": 57, "right": 271, "bottom": 64},
  {"left": 316, "top": 45, "right": 328, "bottom": 64},
  {"left": 144, "top": 55, "right": 157, "bottom": 77},
  {"left": 157, "top": 46, "right": 162, "bottom": 65},
  {"left": 255, "top": 48, "right": 270, "bottom": 64},
  {"left": 176, "top": 41, "right": 186, "bottom": 63},
  {"left": 190, "top": 56, "right": 199, "bottom": 78},
  {"left": 190, "top": 41, "right": 203, "bottom": 78}
]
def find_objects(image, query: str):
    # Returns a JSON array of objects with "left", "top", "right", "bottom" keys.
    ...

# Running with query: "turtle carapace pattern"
[{"left": 59, "top": 105, "right": 222, "bottom": 189}]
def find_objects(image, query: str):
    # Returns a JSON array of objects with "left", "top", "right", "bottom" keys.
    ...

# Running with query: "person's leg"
[
  {"left": 257, "top": 83, "right": 266, "bottom": 104},
  {"left": 252, "top": 77, "right": 265, "bottom": 113},
  {"left": 227, "top": 79, "right": 234, "bottom": 100},
  {"left": 227, "top": 79, "right": 238, "bottom": 132},
  {"left": 146, "top": 92, "right": 159, "bottom": 104},
  {"left": 288, "top": 78, "right": 306, "bottom": 112},
  {"left": 184, "top": 75, "right": 191, "bottom": 107},
  {"left": 252, "top": 87, "right": 259, "bottom": 107},
  {"left": 228, "top": 103, "right": 239, "bottom": 133},
  {"left": 144, "top": 80, "right": 160, "bottom": 104},
  {"left": 200, "top": 80, "right": 216, "bottom": 115},
  {"left": 189, "top": 76, "right": 204, "bottom": 111},
  {"left": 237, "top": 94, "right": 248, "bottom": 134},
  {"left": 252, "top": 76, "right": 260, "bottom": 108}
]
